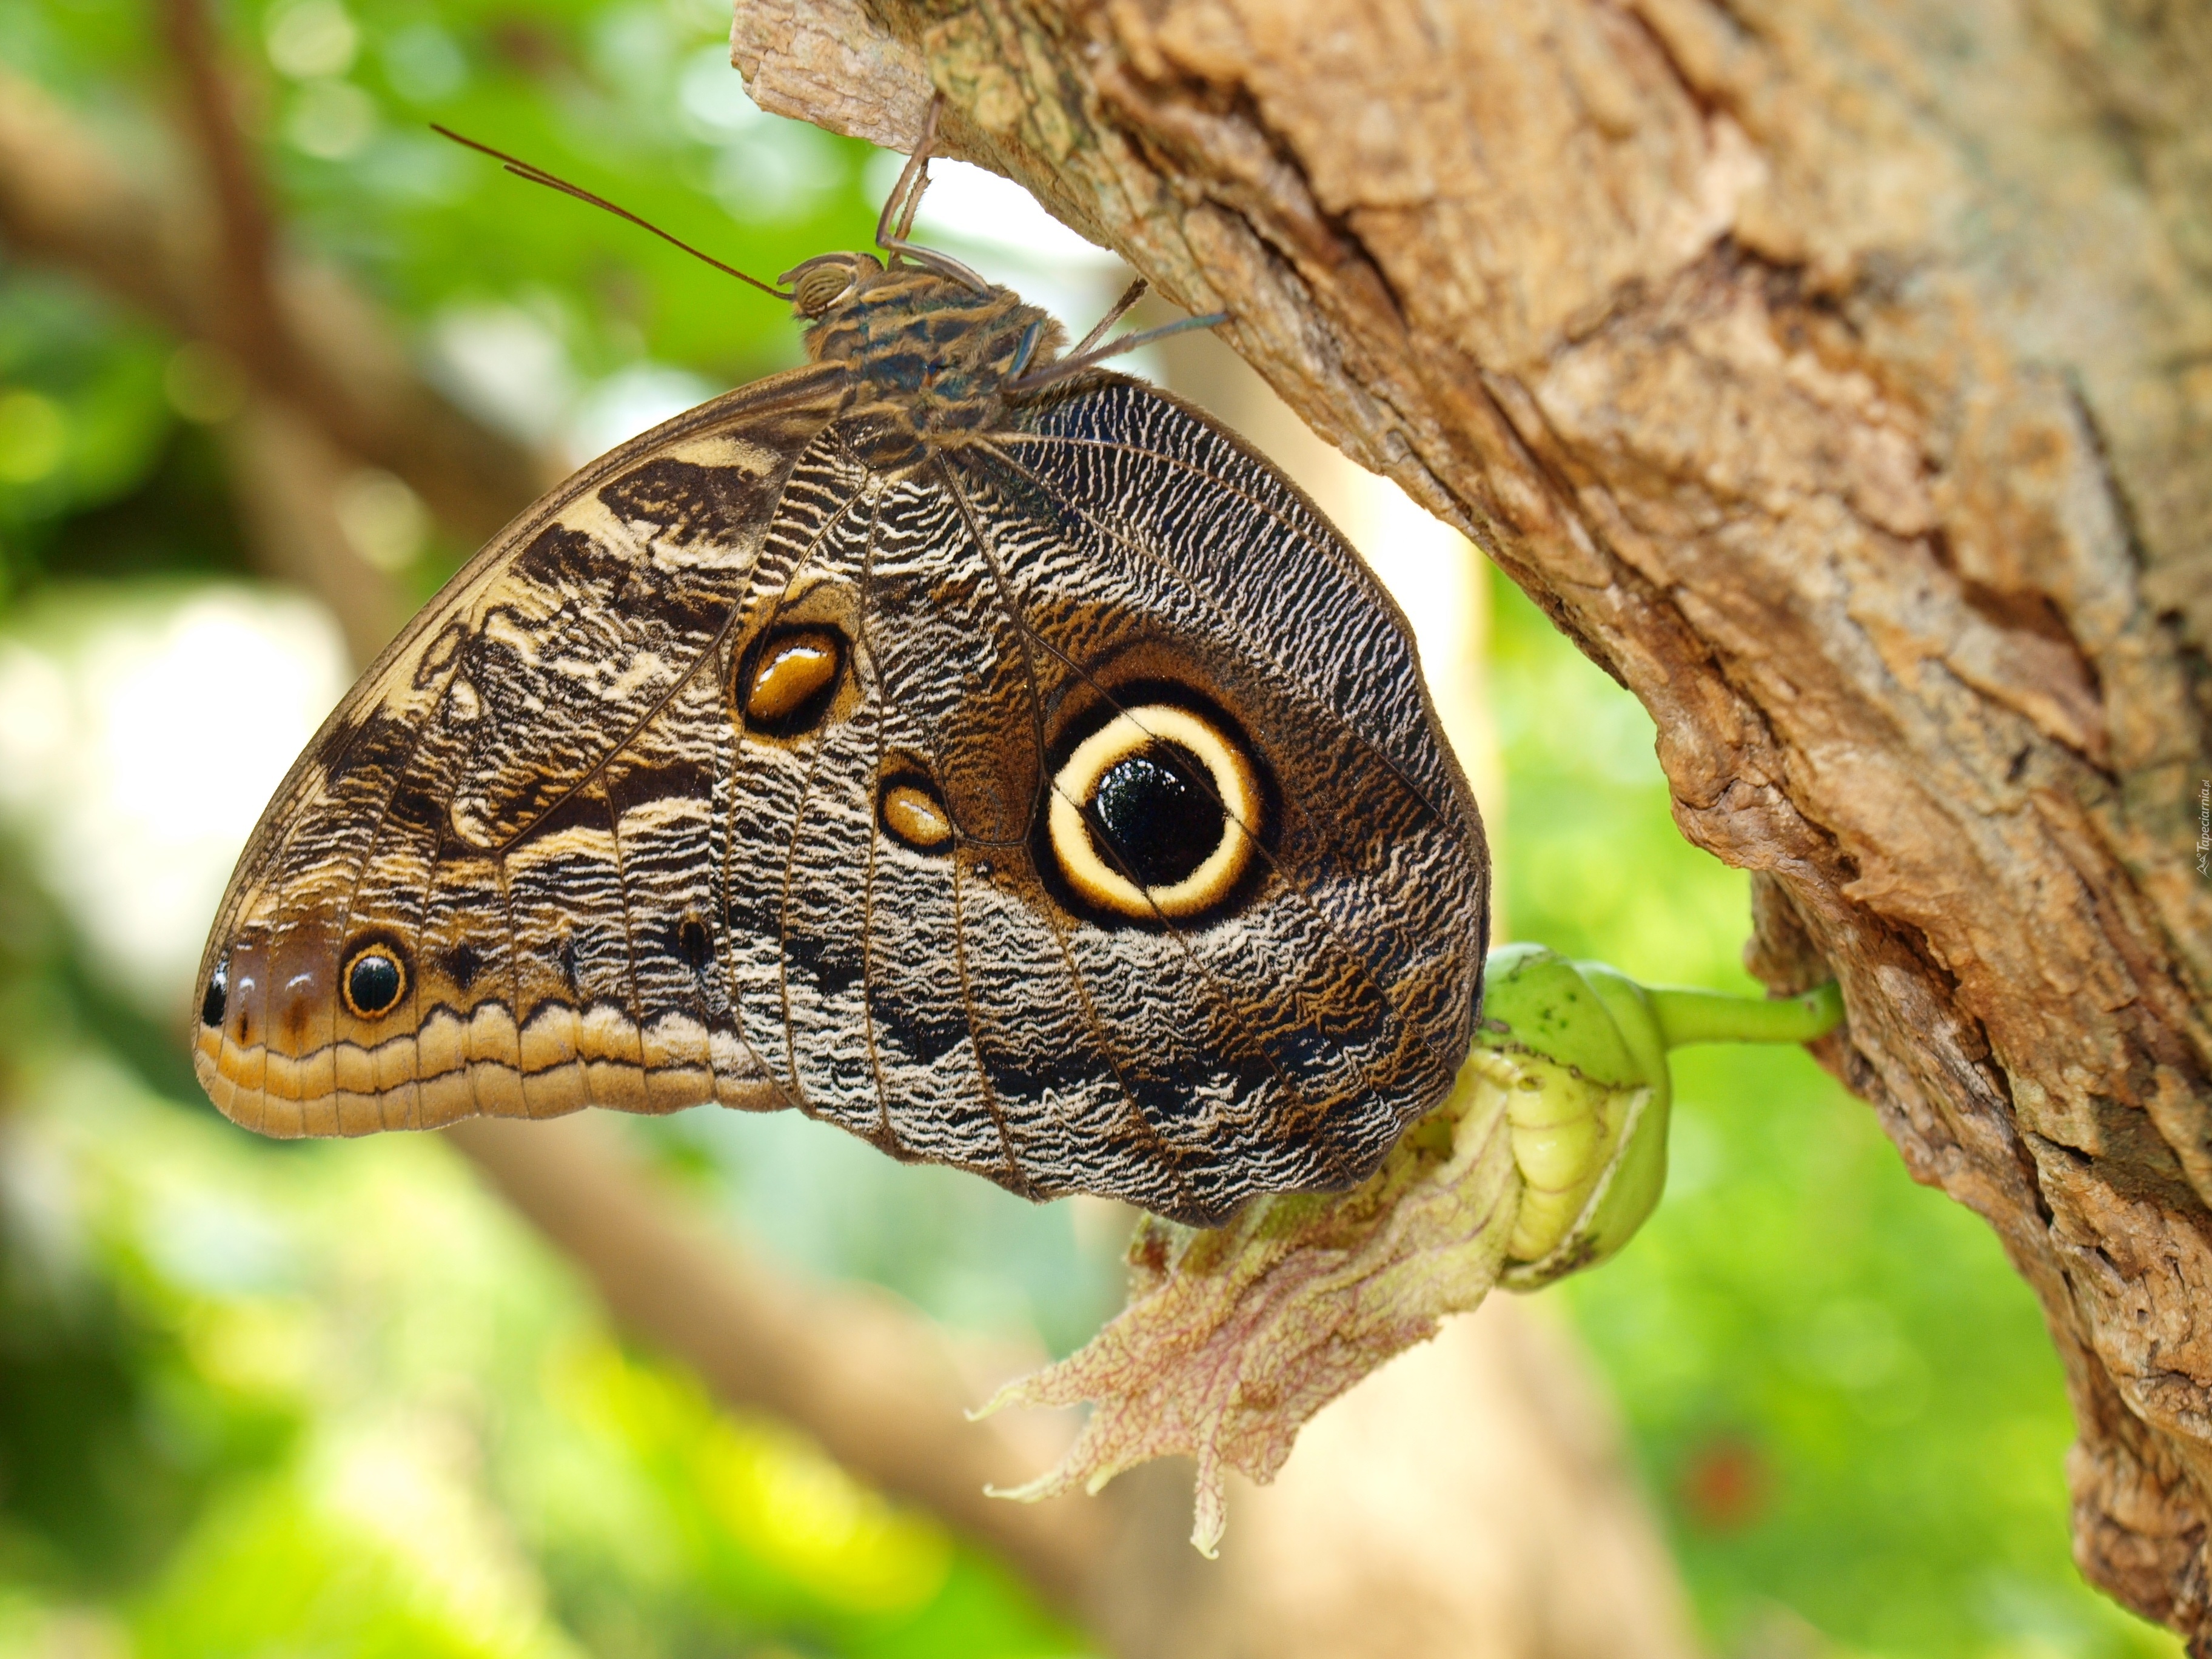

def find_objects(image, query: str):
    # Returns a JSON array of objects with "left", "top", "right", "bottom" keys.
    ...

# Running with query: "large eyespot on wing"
[
  {"left": 1044, "top": 702, "right": 1265, "bottom": 924},
  {"left": 192, "top": 366, "right": 851, "bottom": 1139},
  {"left": 340, "top": 939, "right": 408, "bottom": 1020},
  {"left": 928, "top": 396, "right": 1490, "bottom": 1219}
]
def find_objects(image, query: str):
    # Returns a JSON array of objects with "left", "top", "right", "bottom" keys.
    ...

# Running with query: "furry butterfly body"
[{"left": 193, "top": 239, "right": 1490, "bottom": 1227}]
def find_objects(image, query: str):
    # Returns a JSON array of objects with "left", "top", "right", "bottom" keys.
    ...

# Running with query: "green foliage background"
[{"left": 0, "top": 0, "right": 2184, "bottom": 1654}]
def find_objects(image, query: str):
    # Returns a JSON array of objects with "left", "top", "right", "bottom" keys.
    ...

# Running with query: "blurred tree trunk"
[
  {"left": 0, "top": 63, "right": 545, "bottom": 658},
  {"left": 731, "top": 0, "right": 2212, "bottom": 1645},
  {"left": 460, "top": 1114, "right": 1703, "bottom": 1659}
]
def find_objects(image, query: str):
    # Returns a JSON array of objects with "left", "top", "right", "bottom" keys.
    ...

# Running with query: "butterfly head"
[{"left": 785, "top": 251, "right": 877, "bottom": 318}]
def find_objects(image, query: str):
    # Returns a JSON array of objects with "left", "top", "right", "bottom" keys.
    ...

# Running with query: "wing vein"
[
  {"left": 932, "top": 455, "right": 1272, "bottom": 1196},
  {"left": 965, "top": 438, "right": 1469, "bottom": 1081}
]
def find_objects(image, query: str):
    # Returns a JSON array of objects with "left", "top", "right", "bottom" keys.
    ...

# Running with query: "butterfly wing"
[
  {"left": 736, "top": 377, "right": 1489, "bottom": 1224},
  {"left": 195, "top": 364, "right": 1486, "bottom": 1228},
  {"left": 194, "top": 364, "right": 851, "bottom": 1134}
]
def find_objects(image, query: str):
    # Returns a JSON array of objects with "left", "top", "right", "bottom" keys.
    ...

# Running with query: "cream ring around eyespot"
[{"left": 1048, "top": 703, "right": 1262, "bottom": 920}]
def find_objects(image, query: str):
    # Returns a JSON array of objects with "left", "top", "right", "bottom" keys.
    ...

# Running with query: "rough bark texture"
[{"left": 732, "top": 0, "right": 2212, "bottom": 1638}]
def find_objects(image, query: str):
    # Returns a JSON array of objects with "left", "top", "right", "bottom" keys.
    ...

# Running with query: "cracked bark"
[{"left": 732, "top": 0, "right": 2212, "bottom": 1640}]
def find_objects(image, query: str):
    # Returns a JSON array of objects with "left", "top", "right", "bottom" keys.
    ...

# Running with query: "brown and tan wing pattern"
[
  {"left": 961, "top": 377, "right": 1485, "bottom": 1219},
  {"left": 718, "top": 377, "right": 1487, "bottom": 1224},
  {"left": 195, "top": 362, "right": 1486, "bottom": 1226},
  {"left": 194, "top": 364, "right": 851, "bottom": 1134}
]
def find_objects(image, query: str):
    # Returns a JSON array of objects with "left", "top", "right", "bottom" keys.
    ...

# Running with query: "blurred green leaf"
[{"left": 0, "top": 274, "right": 179, "bottom": 588}]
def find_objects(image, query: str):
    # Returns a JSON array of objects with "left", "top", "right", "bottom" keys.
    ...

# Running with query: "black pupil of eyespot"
[
  {"left": 1087, "top": 745, "right": 1224, "bottom": 890},
  {"left": 201, "top": 962, "right": 227, "bottom": 1027},
  {"left": 348, "top": 952, "right": 403, "bottom": 1015}
]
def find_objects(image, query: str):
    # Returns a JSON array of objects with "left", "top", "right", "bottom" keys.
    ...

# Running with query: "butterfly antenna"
[{"left": 432, "top": 125, "right": 791, "bottom": 301}]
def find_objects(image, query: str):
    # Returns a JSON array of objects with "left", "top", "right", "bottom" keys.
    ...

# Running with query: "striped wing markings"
[
  {"left": 920, "top": 455, "right": 1156, "bottom": 1202},
  {"left": 212, "top": 366, "right": 847, "bottom": 965},
  {"left": 378, "top": 480, "right": 739, "bottom": 1125},
  {"left": 921, "top": 455, "right": 1243, "bottom": 1210},
  {"left": 597, "top": 658, "right": 752, "bottom": 1114},
  {"left": 455, "top": 370, "right": 851, "bottom": 1118},
  {"left": 483, "top": 500, "right": 748, "bottom": 1116},
  {"left": 982, "top": 410, "right": 1480, "bottom": 1065},
  {"left": 963, "top": 431, "right": 1472, "bottom": 1098},
  {"left": 852, "top": 501, "right": 896, "bottom": 1156},
  {"left": 209, "top": 370, "right": 850, "bottom": 1128},
  {"left": 742, "top": 457, "right": 1055, "bottom": 1185},
  {"left": 275, "top": 591, "right": 485, "bottom": 1136},
  {"left": 541, "top": 583, "right": 823, "bottom": 1120},
  {"left": 212, "top": 605, "right": 468, "bottom": 1131},
  {"left": 418, "top": 400, "right": 839, "bottom": 1115},
  {"left": 719, "top": 447, "right": 875, "bottom": 1122},
  {"left": 575, "top": 452, "right": 805, "bottom": 1117},
  {"left": 480, "top": 438, "right": 869, "bottom": 1115},
  {"left": 446, "top": 698, "right": 520, "bottom": 1124},
  {"left": 800, "top": 463, "right": 1024, "bottom": 1180},
  {"left": 220, "top": 468, "right": 603, "bottom": 1131},
  {"left": 766, "top": 483, "right": 874, "bottom": 1123},
  {"left": 763, "top": 477, "right": 1096, "bottom": 1193},
  {"left": 936, "top": 451, "right": 1395, "bottom": 1205},
  {"left": 999, "top": 381, "right": 1459, "bottom": 822},
  {"left": 598, "top": 745, "right": 651, "bottom": 1109},
  {"left": 465, "top": 414, "right": 884, "bottom": 1116}
]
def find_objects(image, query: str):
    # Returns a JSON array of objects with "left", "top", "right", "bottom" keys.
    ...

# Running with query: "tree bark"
[{"left": 732, "top": 0, "right": 2212, "bottom": 1640}]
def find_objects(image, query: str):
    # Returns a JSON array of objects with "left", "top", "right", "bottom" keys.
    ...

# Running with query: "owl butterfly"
[{"left": 192, "top": 109, "right": 1490, "bottom": 1227}]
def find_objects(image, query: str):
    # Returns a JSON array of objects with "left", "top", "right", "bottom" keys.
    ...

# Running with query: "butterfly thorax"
[{"left": 790, "top": 253, "right": 1064, "bottom": 468}]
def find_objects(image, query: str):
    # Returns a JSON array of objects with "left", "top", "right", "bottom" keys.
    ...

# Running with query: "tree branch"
[
  {"left": 158, "top": 0, "right": 297, "bottom": 394},
  {"left": 732, "top": 0, "right": 2212, "bottom": 1637},
  {"left": 0, "top": 62, "right": 545, "bottom": 555}
]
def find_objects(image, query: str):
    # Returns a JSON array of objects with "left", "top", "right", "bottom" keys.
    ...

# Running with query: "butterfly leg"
[
  {"left": 874, "top": 94, "right": 941, "bottom": 249},
  {"left": 1069, "top": 278, "right": 1148, "bottom": 360},
  {"left": 874, "top": 93, "right": 994, "bottom": 295}
]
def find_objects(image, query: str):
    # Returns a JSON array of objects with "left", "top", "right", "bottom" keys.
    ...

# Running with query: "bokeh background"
[{"left": 0, "top": 1, "right": 2186, "bottom": 1655}]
